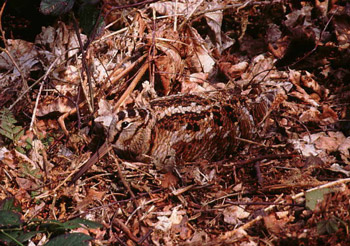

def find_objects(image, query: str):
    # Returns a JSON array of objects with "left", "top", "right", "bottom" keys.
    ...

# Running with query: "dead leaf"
[
  {"left": 16, "top": 177, "right": 37, "bottom": 190},
  {"left": 76, "top": 188, "right": 106, "bottom": 210},
  {"left": 223, "top": 205, "right": 250, "bottom": 225},
  {"left": 37, "top": 96, "right": 75, "bottom": 116},
  {"left": 338, "top": 137, "right": 350, "bottom": 164},
  {"left": 300, "top": 71, "right": 329, "bottom": 99},
  {"left": 264, "top": 213, "right": 285, "bottom": 234},
  {"left": 314, "top": 132, "right": 346, "bottom": 152},
  {"left": 161, "top": 172, "right": 179, "bottom": 188}
]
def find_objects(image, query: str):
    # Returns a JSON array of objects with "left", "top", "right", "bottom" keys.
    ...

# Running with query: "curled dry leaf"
[
  {"left": 184, "top": 27, "right": 215, "bottom": 73},
  {"left": 95, "top": 99, "right": 114, "bottom": 128},
  {"left": 150, "top": 1, "right": 196, "bottom": 16},
  {"left": 0, "top": 39, "right": 40, "bottom": 87},
  {"left": 0, "top": 147, "right": 15, "bottom": 169},
  {"left": 16, "top": 177, "right": 37, "bottom": 190},
  {"left": 36, "top": 96, "right": 75, "bottom": 116},
  {"left": 30, "top": 139, "right": 50, "bottom": 171},
  {"left": 219, "top": 61, "right": 248, "bottom": 80},
  {"left": 1, "top": 39, "right": 39, "bottom": 71},
  {"left": 299, "top": 106, "right": 338, "bottom": 125},
  {"left": 35, "top": 21, "right": 86, "bottom": 60},
  {"left": 263, "top": 213, "right": 285, "bottom": 235},
  {"left": 338, "top": 137, "right": 350, "bottom": 164},
  {"left": 223, "top": 205, "right": 250, "bottom": 225},
  {"left": 155, "top": 206, "right": 183, "bottom": 232},
  {"left": 289, "top": 135, "right": 322, "bottom": 157},
  {"left": 155, "top": 41, "right": 183, "bottom": 95},
  {"left": 76, "top": 188, "right": 106, "bottom": 210},
  {"left": 314, "top": 131, "right": 346, "bottom": 153},
  {"left": 300, "top": 71, "right": 329, "bottom": 99},
  {"left": 204, "top": 1, "right": 234, "bottom": 53},
  {"left": 240, "top": 55, "right": 275, "bottom": 85},
  {"left": 181, "top": 72, "right": 211, "bottom": 93}
]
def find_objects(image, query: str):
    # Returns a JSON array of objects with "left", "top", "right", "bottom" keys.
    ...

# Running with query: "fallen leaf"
[{"left": 223, "top": 205, "right": 250, "bottom": 225}]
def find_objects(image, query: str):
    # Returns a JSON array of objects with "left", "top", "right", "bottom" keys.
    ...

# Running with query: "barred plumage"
[{"left": 70, "top": 82, "right": 291, "bottom": 183}]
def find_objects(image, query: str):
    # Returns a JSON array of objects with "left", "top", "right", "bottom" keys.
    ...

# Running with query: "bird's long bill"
[{"left": 69, "top": 141, "right": 111, "bottom": 185}]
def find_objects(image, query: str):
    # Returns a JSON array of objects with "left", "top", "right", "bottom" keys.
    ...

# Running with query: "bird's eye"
[{"left": 121, "top": 121, "right": 130, "bottom": 129}]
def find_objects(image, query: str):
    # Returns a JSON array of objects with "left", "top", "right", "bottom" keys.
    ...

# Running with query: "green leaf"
[
  {"left": 12, "top": 126, "right": 22, "bottom": 134},
  {"left": 14, "top": 129, "right": 24, "bottom": 142},
  {"left": 0, "top": 230, "right": 39, "bottom": 244},
  {"left": 15, "top": 146, "right": 25, "bottom": 154},
  {"left": 317, "top": 217, "right": 339, "bottom": 235},
  {"left": 0, "top": 197, "right": 22, "bottom": 212},
  {"left": 0, "top": 211, "right": 23, "bottom": 227},
  {"left": 39, "top": 220, "right": 67, "bottom": 233},
  {"left": 44, "top": 233, "right": 93, "bottom": 246},
  {"left": 0, "top": 128, "right": 13, "bottom": 140},
  {"left": 305, "top": 187, "right": 332, "bottom": 210},
  {"left": 0, "top": 108, "right": 24, "bottom": 142},
  {"left": 79, "top": 3, "right": 105, "bottom": 36},
  {"left": 62, "top": 218, "right": 102, "bottom": 230},
  {"left": 40, "top": 0, "right": 75, "bottom": 16}
]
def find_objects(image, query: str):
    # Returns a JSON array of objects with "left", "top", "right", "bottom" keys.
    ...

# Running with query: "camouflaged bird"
[{"left": 70, "top": 83, "right": 291, "bottom": 183}]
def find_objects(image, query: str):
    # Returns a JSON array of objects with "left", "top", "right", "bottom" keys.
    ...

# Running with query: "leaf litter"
[{"left": 1, "top": 0, "right": 350, "bottom": 245}]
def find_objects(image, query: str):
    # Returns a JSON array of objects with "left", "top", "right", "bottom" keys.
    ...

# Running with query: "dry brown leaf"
[
  {"left": 338, "top": 137, "right": 350, "bottom": 164},
  {"left": 150, "top": 1, "right": 195, "bottom": 16},
  {"left": 219, "top": 61, "right": 248, "bottom": 80},
  {"left": 263, "top": 213, "right": 285, "bottom": 234},
  {"left": 314, "top": 131, "right": 346, "bottom": 153},
  {"left": 161, "top": 172, "right": 179, "bottom": 188},
  {"left": 301, "top": 71, "right": 329, "bottom": 99},
  {"left": 76, "top": 188, "right": 106, "bottom": 210},
  {"left": 16, "top": 177, "right": 37, "bottom": 190},
  {"left": 36, "top": 96, "right": 75, "bottom": 116},
  {"left": 185, "top": 27, "right": 215, "bottom": 73},
  {"left": 181, "top": 72, "right": 210, "bottom": 93},
  {"left": 223, "top": 205, "right": 250, "bottom": 225}
]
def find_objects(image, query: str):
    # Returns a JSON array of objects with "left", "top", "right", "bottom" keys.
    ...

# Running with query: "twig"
[
  {"left": 113, "top": 218, "right": 140, "bottom": 243},
  {"left": 105, "top": 53, "right": 147, "bottom": 91},
  {"left": 29, "top": 56, "right": 60, "bottom": 130},
  {"left": 291, "top": 177, "right": 350, "bottom": 200},
  {"left": 113, "top": 60, "right": 149, "bottom": 111},
  {"left": 69, "top": 141, "right": 111, "bottom": 185},
  {"left": 110, "top": 154, "right": 135, "bottom": 199},
  {"left": 29, "top": 80, "right": 45, "bottom": 131},
  {"left": 254, "top": 161, "right": 263, "bottom": 185},
  {"left": 178, "top": 0, "right": 204, "bottom": 30},
  {"left": 72, "top": 13, "right": 94, "bottom": 114},
  {"left": 225, "top": 153, "right": 299, "bottom": 167},
  {"left": 138, "top": 229, "right": 153, "bottom": 244},
  {"left": 234, "top": 136, "right": 269, "bottom": 147},
  {"left": 173, "top": 0, "right": 178, "bottom": 31}
]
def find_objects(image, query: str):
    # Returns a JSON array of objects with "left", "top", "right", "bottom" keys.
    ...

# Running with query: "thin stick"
[
  {"left": 105, "top": 53, "right": 147, "bottom": 88},
  {"left": 68, "top": 141, "right": 111, "bottom": 185},
  {"left": 113, "top": 218, "right": 140, "bottom": 243},
  {"left": 29, "top": 56, "right": 60, "bottom": 130},
  {"left": 113, "top": 60, "right": 149, "bottom": 111}
]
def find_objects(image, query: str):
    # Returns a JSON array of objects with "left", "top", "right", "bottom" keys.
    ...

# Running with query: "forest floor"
[{"left": 1, "top": 0, "right": 350, "bottom": 245}]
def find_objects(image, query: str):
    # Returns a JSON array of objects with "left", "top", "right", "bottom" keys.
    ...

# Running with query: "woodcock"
[{"left": 70, "top": 83, "right": 291, "bottom": 184}]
